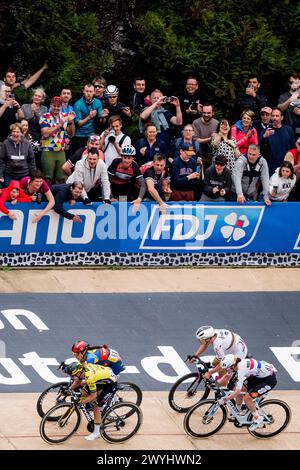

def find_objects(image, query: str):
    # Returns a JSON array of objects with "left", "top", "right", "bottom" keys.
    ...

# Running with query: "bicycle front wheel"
[
  {"left": 117, "top": 382, "right": 143, "bottom": 407},
  {"left": 101, "top": 402, "right": 143, "bottom": 443},
  {"left": 248, "top": 399, "right": 291, "bottom": 438},
  {"left": 184, "top": 399, "right": 227, "bottom": 438},
  {"left": 168, "top": 373, "right": 209, "bottom": 413},
  {"left": 37, "top": 381, "right": 70, "bottom": 419},
  {"left": 40, "top": 403, "right": 81, "bottom": 444}
]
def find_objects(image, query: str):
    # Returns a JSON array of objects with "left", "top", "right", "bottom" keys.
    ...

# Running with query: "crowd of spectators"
[{"left": 0, "top": 65, "right": 300, "bottom": 221}]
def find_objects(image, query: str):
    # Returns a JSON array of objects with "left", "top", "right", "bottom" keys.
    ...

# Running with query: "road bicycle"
[
  {"left": 40, "top": 389, "right": 143, "bottom": 444},
  {"left": 37, "top": 378, "right": 142, "bottom": 421},
  {"left": 183, "top": 358, "right": 291, "bottom": 439},
  {"left": 168, "top": 356, "right": 211, "bottom": 412}
]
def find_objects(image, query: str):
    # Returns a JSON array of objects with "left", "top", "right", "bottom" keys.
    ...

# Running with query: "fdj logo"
[
  {"left": 221, "top": 213, "right": 250, "bottom": 242},
  {"left": 140, "top": 205, "right": 265, "bottom": 251}
]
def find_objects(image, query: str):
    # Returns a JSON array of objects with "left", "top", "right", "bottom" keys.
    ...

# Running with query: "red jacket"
[
  {"left": 231, "top": 120, "right": 258, "bottom": 155},
  {"left": 0, "top": 180, "right": 32, "bottom": 215}
]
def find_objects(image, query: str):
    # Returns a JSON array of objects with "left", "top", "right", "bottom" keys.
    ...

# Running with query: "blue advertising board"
[{"left": 0, "top": 201, "right": 299, "bottom": 254}]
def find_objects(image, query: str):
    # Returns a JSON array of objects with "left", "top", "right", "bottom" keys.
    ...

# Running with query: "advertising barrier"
[{"left": 0, "top": 201, "right": 299, "bottom": 265}]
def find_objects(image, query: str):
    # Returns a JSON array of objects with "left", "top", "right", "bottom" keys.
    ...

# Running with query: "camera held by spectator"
[
  {"left": 35, "top": 193, "right": 42, "bottom": 204},
  {"left": 108, "top": 128, "right": 116, "bottom": 143}
]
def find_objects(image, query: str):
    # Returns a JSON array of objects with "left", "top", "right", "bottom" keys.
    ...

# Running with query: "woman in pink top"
[{"left": 231, "top": 109, "right": 258, "bottom": 156}]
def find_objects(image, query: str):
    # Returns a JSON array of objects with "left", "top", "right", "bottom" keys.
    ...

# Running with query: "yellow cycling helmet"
[{"left": 65, "top": 362, "right": 84, "bottom": 376}]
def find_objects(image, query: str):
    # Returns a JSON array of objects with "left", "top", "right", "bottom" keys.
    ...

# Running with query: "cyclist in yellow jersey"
[{"left": 64, "top": 361, "right": 117, "bottom": 441}]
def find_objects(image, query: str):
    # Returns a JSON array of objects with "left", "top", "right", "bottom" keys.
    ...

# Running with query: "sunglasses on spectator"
[
  {"left": 220, "top": 120, "right": 229, "bottom": 125},
  {"left": 94, "top": 84, "right": 105, "bottom": 88},
  {"left": 260, "top": 112, "right": 270, "bottom": 116},
  {"left": 89, "top": 135, "right": 101, "bottom": 142},
  {"left": 215, "top": 163, "right": 226, "bottom": 167},
  {"left": 296, "top": 141, "right": 300, "bottom": 146}
]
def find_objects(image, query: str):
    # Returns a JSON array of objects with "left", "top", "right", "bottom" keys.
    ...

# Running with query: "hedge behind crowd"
[{"left": 0, "top": 0, "right": 299, "bottom": 115}]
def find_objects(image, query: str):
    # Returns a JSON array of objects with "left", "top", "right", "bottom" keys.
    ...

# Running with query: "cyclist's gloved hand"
[
  {"left": 61, "top": 385, "right": 71, "bottom": 396},
  {"left": 186, "top": 355, "right": 197, "bottom": 363},
  {"left": 72, "top": 391, "right": 82, "bottom": 402}
]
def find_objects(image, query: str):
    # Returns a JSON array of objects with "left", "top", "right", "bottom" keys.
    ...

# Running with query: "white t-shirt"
[
  {"left": 101, "top": 132, "right": 131, "bottom": 168},
  {"left": 269, "top": 167, "right": 296, "bottom": 201}
]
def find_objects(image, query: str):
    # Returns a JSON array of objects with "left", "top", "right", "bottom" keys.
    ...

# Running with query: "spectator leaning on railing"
[
  {"left": 51, "top": 181, "right": 84, "bottom": 223},
  {"left": 66, "top": 147, "right": 111, "bottom": 204},
  {"left": 0, "top": 180, "right": 32, "bottom": 221},
  {"left": 232, "top": 144, "right": 271, "bottom": 205}
]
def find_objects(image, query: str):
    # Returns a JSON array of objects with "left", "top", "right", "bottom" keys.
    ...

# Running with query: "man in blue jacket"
[{"left": 170, "top": 143, "right": 200, "bottom": 201}]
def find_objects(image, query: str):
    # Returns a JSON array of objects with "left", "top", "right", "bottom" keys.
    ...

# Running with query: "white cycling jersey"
[
  {"left": 213, "top": 329, "right": 247, "bottom": 360},
  {"left": 234, "top": 358, "right": 275, "bottom": 389}
]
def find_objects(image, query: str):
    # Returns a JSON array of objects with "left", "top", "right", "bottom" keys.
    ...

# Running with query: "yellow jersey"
[{"left": 84, "top": 363, "right": 117, "bottom": 393}]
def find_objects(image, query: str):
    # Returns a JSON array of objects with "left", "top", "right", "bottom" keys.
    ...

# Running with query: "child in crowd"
[{"left": 0, "top": 180, "right": 32, "bottom": 220}]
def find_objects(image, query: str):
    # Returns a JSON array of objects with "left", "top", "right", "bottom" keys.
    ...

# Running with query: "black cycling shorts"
[
  {"left": 244, "top": 374, "right": 277, "bottom": 397},
  {"left": 96, "top": 382, "right": 117, "bottom": 406}
]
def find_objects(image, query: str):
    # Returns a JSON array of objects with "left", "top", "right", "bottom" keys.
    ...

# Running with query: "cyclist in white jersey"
[
  {"left": 191, "top": 325, "right": 248, "bottom": 378},
  {"left": 216, "top": 354, "right": 277, "bottom": 430}
]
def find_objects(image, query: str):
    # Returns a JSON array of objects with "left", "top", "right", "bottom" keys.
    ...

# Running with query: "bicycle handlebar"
[{"left": 186, "top": 355, "right": 211, "bottom": 372}]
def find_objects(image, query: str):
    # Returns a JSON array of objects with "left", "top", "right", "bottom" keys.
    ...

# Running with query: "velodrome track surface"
[{"left": 0, "top": 267, "right": 299, "bottom": 450}]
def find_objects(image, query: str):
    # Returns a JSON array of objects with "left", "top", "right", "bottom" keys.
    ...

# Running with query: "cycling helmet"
[
  {"left": 58, "top": 361, "right": 70, "bottom": 374},
  {"left": 64, "top": 361, "right": 84, "bottom": 376},
  {"left": 220, "top": 354, "right": 236, "bottom": 369},
  {"left": 121, "top": 144, "right": 136, "bottom": 157},
  {"left": 72, "top": 340, "right": 89, "bottom": 354},
  {"left": 195, "top": 326, "right": 215, "bottom": 340},
  {"left": 105, "top": 84, "right": 119, "bottom": 96}
]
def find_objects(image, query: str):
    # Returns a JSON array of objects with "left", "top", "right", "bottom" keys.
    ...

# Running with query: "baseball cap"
[
  {"left": 215, "top": 155, "right": 227, "bottom": 165},
  {"left": 180, "top": 143, "right": 192, "bottom": 151},
  {"left": 260, "top": 106, "right": 272, "bottom": 114}
]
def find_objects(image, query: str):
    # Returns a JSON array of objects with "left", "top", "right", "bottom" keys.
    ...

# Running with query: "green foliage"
[
  {"left": 0, "top": 0, "right": 298, "bottom": 114},
  {"left": 133, "top": 0, "right": 299, "bottom": 111},
  {"left": 9, "top": 0, "right": 114, "bottom": 97}
]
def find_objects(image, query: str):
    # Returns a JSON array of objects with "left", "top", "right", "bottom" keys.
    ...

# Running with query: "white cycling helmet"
[
  {"left": 105, "top": 84, "right": 119, "bottom": 96},
  {"left": 220, "top": 354, "right": 236, "bottom": 369},
  {"left": 121, "top": 144, "right": 136, "bottom": 157},
  {"left": 195, "top": 325, "right": 215, "bottom": 340}
]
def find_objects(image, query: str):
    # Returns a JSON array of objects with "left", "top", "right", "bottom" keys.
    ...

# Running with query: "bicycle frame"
[
  {"left": 66, "top": 388, "right": 118, "bottom": 426},
  {"left": 205, "top": 380, "right": 271, "bottom": 428},
  {"left": 192, "top": 357, "right": 273, "bottom": 428}
]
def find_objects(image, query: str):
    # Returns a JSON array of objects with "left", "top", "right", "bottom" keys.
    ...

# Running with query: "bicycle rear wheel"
[
  {"left": 248, "top": 399, "right": 291, "bottom": 438},
  {"left": 168, "top": 373, "right": 210, "bottom": 413},
  {"left": 40, "top": 403, "right": 81, "bottom": 444},
  {"left": 184, "top": 399, "right": 227, "bottom": 438},
  {"left": 117, "top": 382, "right": 143, "bottom": 407},
  {"left": 101, "top": 402, "right": 143, "bottom": 443},
  {"left": 37, "top": 381, "right": 70, "bottom": 419}
]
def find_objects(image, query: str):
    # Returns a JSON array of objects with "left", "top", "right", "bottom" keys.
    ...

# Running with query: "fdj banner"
[{"left": 0, "top": 201, "right": 299, "bottom": 253}]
